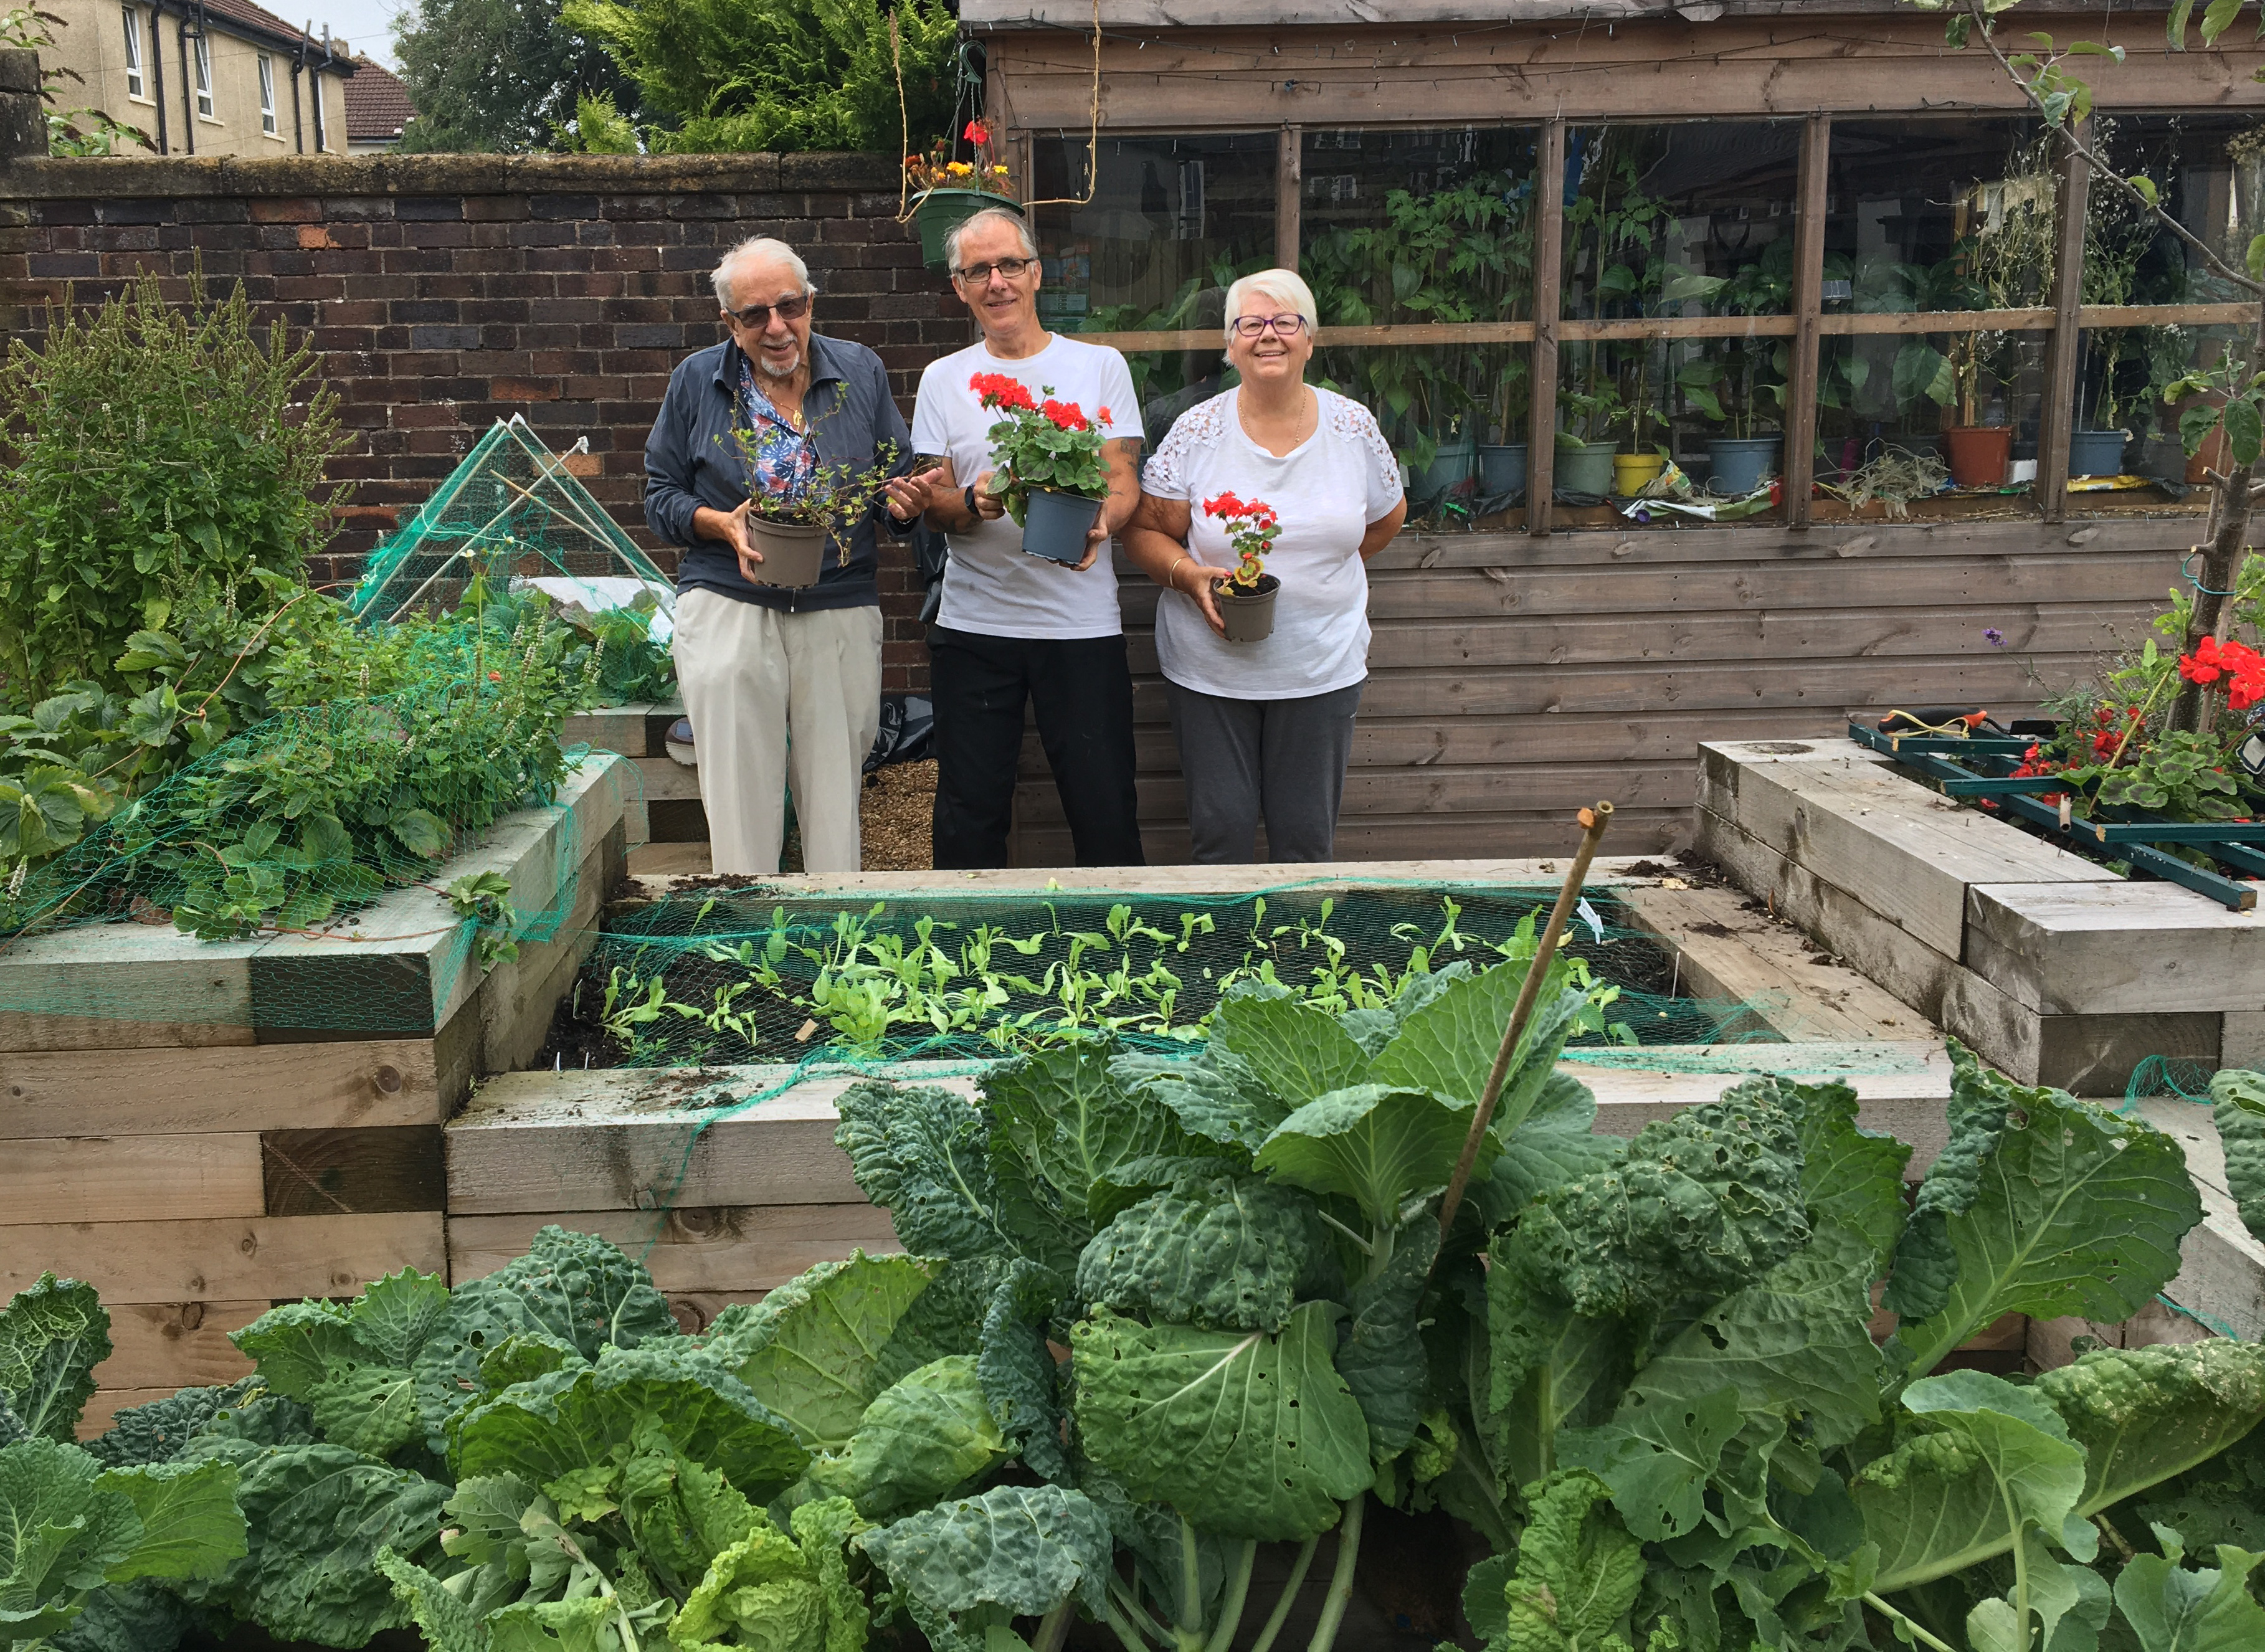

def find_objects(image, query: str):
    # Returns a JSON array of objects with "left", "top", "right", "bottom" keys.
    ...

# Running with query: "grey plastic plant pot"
[
  {"left": 1412, "top": 434, "right": 1475, "bottom": 506},
  {"left": 747, "top": 518, "right": 829, "bottom": 589},
  {"left": 1214, "top": 574, "right": 1279, "bottom": 643},
  {"left": 1706, "top": 435, "right": 1782, "bottom": 498},
  {"left": 2068, "top": 428, "right": 2129, "bottom": 478},
  {"left": 1477, "top": 442, "right": 1528, "bottom": 499},
  {"left": 1022, "top": 488, "right": 1105, "bottom": 564},
  {"left": 1553, "top": 440, "right": 1618, "bottom": 500}
]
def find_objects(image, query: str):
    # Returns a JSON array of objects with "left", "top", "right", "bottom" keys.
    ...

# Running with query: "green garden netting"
[
  {"left": 349, "top": 415, "right": 675, "bottom": 628},
  {"left": 561, "top": 880, "right": 1854, "bottom": 1072},
  {"left": 0, "top": 419, "right": 670, "bottom": 1033}
]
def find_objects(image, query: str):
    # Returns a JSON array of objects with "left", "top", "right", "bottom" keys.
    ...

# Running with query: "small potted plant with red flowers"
[
  {"left": 909, "top": 121, "right": 1023, "bottom": 273},
  {"left": 1204, "top": 491, "right": 1281, "bottom": 642},
  {"left": 972, "top": 373, "right": 1112, "bottom": 564}
]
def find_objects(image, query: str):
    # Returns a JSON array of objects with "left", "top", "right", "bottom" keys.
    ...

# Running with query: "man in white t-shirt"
[{"left": 906, "top": 207, "right": 1146, "bottom": 868}]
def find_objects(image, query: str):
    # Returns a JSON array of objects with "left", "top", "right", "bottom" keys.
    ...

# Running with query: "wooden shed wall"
[
  {"left": 978, "top": 7, "right": 2265, "bottom": 130},
  {"left": 1009, "top": 518, "right": 2188, "bottom": 863}
]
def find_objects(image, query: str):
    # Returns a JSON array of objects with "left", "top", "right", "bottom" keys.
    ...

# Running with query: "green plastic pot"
[
  {"left": 914, "top": 189, "right": 1026, "bottom": 273},
  {"left": 1554, "top": 440, "right": 1618, "bottom": 500}
]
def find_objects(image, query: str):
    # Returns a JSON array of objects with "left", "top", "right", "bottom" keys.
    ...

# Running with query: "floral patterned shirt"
[{"left": 736, "top": 356, "right": 818, "bottom": 510}]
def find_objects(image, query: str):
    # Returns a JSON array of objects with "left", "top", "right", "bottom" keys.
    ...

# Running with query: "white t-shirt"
[
  {"left": 1141, "top": 387, "right": 1403, "bottom": 700},
  {"left": 911, "top": 335, "right": 1143, "bottom": 640}
]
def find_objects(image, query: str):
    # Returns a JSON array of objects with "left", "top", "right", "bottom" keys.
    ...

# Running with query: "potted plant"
[
  {"left": 2071, "top": 141, "right": 2165, "bottom": 479},
  {"left": 723, "top": 431, "right": 904, "bottom": 589},
  {"left": 1666, "top": 252, "right": 1791, "bottom": 496},
  {"left": 971, "top": 372, "right": 1113, "bottom": 563},
  {"left": 1202, "top": 490, "right": 1281, "bottom": 642},
  {"left": 1477, "top": 354, "right": 1531, "bottom": 500},
  {"left": 1554, "top": 382, "right": 1625, "bottom": 499},
  {"left": 908, "top": 122, "right": 1022, "bottom": 274}
]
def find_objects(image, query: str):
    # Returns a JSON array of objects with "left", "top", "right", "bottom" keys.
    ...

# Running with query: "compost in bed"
[{"left": 534, "top": 881, "right": 1777, "bottom": 1071}]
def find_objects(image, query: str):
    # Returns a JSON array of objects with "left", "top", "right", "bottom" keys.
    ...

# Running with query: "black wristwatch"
[{"left": 963, "top": 483, "right": 981, "bottom": 526}]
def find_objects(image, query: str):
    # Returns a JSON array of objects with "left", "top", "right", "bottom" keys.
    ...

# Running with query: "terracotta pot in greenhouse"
[
  {"left": 1942, "top": 425, "right": 2013, "bottom": 489},
  {"left": 913, "top": 189, "right": 1025, "bottom": 273},
  {"left": 747, "top": 518, "right": 829, "bottom": 589},
  {"left": 1554, "top": 440, "right": 1618, "bottom": 500},
  {"left": 1613, "top": 452, "right": 1666, "bottom": 495}
]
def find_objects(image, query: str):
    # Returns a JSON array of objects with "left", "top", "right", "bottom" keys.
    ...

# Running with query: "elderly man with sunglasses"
[
  {"left": 645, "top": 234, "right": 940, "bottom": 875},
  {"left": 905, "top": 207, "right": 1146, "bottom": 869}
]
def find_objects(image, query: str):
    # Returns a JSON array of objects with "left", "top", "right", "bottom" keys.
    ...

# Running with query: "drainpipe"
[
  {"left": 176, "top": 12, "right": 194, "bottom": 154},
  {"left": 290, "top": 33, "right": 303, "bottom": 152},
  {"left": 148, "top": 1, "right": 168, "bottom": 153}
]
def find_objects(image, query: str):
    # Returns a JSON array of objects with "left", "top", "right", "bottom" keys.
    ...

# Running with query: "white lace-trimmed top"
[{"left": 1141, "top": 386, "right": 1404, "bottom": 700}]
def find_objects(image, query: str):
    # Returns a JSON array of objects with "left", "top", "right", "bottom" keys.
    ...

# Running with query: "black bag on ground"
[{"left": 866, "top": 693, "right": 936, "bottom": 774}]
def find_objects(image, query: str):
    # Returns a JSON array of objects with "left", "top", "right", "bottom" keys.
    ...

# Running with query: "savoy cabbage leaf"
[
  {"left": 1071, "top": 1301, "right": 1370, "bottom": 1542},
  {"left": 1076, "top": 1171, "right": 1339, "bottom": 1334},
  {"left": 858, "top": 1483, "right": 1112, "bottom": 1626},
  {"left": 2211, "top": 1067, "right": 2265, "bottom": 1248},
  {"left": 1886, "top": 1046, "right": 2200, "bottom": 1381},
  {"left": 414, "top": 1227, "right": 677, "bottom": 1454},
  {"left": 833, "top": 1081, "right": 1019, "bottom": 1264},
  {"left": 0, "top": 1274, "right": 112, "bottom": 1445},
  {"left": 812, "top": 1354, "right": 1009, "bottom": 1520},
  {"left": 1254, "top": 1083, "right": 1485, "bottom": 1230},
  {"left": 701, "top": 1251, "right": 938, "bottom": 1452}
]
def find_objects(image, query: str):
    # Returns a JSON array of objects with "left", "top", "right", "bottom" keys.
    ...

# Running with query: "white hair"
[
  {"left": 1223, "top": 269, "right": 1319, "bottom": 339},
  {"left": 712, "top": 236, "right": 814, "bottom": 308},
  {"left": 943, "top": 206, "right": 1038, "bottom": 273}
]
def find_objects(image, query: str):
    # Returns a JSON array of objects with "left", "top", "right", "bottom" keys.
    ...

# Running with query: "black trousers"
[{"left": 928, "top": 625, "right": 1146, "bottom": 869}]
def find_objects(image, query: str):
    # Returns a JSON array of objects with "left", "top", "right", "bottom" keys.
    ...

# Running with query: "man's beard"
[{"left": 757, "top": 345, "right": 802, "bottom": 379}]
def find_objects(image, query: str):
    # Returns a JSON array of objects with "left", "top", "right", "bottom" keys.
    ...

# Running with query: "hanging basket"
[{"left": 913, "top": 190, "right": 1027, "bottom": 273}]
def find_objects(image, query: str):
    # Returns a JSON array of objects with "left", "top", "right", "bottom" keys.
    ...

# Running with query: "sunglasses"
[{"left": 723, "top": 293, "right": 811, "bottom": 328}]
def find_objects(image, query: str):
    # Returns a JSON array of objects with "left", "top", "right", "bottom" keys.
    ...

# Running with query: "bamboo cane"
[{"left": 1435, "top": 800, "right": 1614, "bottom": 1243}]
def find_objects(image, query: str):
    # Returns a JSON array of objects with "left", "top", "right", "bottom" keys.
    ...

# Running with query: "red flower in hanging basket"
[{"left": 965, "top": 120, "right": 990, "bottom": 146}]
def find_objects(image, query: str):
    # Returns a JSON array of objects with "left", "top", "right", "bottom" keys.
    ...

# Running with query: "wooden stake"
[{"left": 1435, "top": 800, "right": 1613, "bottom": 1243}]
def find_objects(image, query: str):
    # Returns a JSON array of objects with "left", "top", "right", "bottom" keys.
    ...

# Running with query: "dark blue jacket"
[{"left": 643, "top": 333, "right": 914, "bottom": 612}]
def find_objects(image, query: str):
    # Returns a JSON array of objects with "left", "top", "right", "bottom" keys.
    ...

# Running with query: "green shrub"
[
  {"left": 561, "top": 0, "right": 957, "bottom": 154},
  {"left": 0, "top": 270, "right": 343, "bottom": 708}
]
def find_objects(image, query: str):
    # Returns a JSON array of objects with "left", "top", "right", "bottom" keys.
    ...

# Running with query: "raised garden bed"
[
  {"left": 1694, "top": 736, "right": 2265, "bottom": 1094},
  {"left": 0, "top": 752, "right": 634, "bottom": 1429}
]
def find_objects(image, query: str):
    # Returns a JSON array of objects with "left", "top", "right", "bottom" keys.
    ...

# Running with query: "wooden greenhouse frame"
[
  {"left": 959, "top": 2, "right": 2265, "bottom": 862},
  {"left": 969, "top": 0, "right": 2262, "bottom": 531}
]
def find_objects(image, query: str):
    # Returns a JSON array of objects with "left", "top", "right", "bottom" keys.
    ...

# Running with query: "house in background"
[
  {"left": 343, "top": 55, "right": 412, "bottom": 153},
  {"left": 40, "top": 0, "right": 354, "bottom": 156}
]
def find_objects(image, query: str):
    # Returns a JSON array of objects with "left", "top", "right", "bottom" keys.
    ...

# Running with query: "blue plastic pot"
[
  {"left": 1412, "top": 434, "right": 1476, "bottom": 506},
  {"left": 2068, "top": 428, "right": 2128, "bottom": 478},
  {"left": 1706, "top": 435, "right": 1782, "bottom": 498},
  {"left": 1022, "top": 488, "right": 1103, "bottom": 563},
  {"left": 1477, "top": 443, "right": 1529, "bottom": 499}
]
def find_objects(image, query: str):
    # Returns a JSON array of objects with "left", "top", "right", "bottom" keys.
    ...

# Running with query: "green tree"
[
  {"left": 561, "top": 0, "right": 958, "bottom": 154},
  {"left": 391, "top": 0, "right": 642, "bottom": 153}
]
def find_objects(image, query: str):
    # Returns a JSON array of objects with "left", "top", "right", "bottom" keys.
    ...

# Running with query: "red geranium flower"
[
  {"left": 966, "top": 120, "right": 989, "bottom": 145},
  {"left": 1040, "top": 398, "right": 1089, "bottom": 432},
  {"left": 970, "top": 372, "right": 1035, "bottom": 412}
]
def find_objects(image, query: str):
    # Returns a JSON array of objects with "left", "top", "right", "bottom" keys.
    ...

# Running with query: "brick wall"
[{"left": 0, "top": 151, "right": 972, "bottom": 696}]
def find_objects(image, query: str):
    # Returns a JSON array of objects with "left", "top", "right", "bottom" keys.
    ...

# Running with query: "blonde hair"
[{"left": 1223, "top": 269, "right": 1319, "bottom": 339}]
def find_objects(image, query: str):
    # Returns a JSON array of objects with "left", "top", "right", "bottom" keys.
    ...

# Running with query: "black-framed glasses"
[
  {"left": 723, "top": 292, "right": 811, "bottom": 328},
  {"left": 1231, "top": 314, "right": 1308, "bottom": 338},
  {"left": 952, "top": 255, "right": 1035, "bottom": 285}
]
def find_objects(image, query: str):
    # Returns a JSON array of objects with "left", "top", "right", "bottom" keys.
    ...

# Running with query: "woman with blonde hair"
[{"left": 1122, "top": 268, "right": 1407, "bottom": 863}]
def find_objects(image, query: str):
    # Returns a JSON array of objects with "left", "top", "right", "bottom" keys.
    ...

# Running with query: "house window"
[
  {"left": 257, "top": 54, "right": 277, "bottom": 135},
  {"left": 121, "top": 6, "right": 145, "bottom": 99},
  {"left": 192, "top": 33, "right": 214, "bottom": 119}
]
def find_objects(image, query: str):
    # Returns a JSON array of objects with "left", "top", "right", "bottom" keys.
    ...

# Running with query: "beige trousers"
[{"left": 672, "top": 589, "right": 884, "bottom": 875}]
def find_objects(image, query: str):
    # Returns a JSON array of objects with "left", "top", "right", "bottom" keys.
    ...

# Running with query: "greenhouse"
[{"left": 7, "top": 4, "right": 2265, "bottom": 1651}]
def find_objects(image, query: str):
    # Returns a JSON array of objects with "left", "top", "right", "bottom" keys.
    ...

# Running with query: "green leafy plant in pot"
[
  {"left": 1202, "top": 490, "right": 1281, "bottom": 643},
  {"left": 724, "top": 428, "right": 902, "bottom": 590},
  {"left": 1667, "top": 252, "right": 1789, "bottom": 497},
  {"left": 972, "top": 372, "right": 1113, "bottom": 564},
  {"left": 1554, "top": 382, "right": 1626, "bottom": 499}
]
